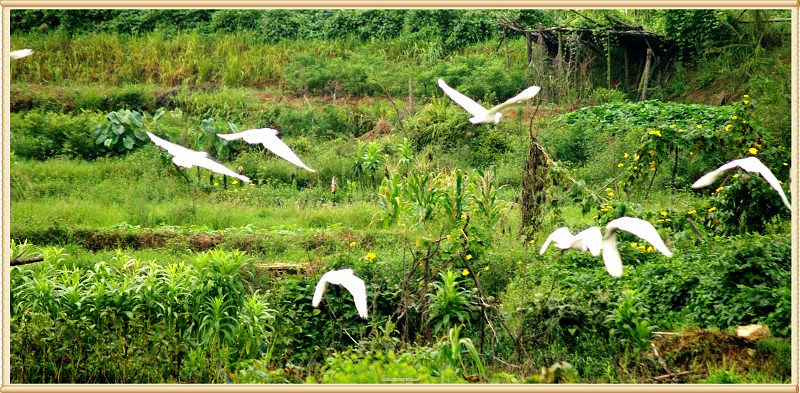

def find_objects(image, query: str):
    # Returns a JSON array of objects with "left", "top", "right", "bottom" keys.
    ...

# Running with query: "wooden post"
[
  {"left": 526, "top": 31, "right": 533, "bottom": 66},
  {"left": 624, "top": 49, "right": 629, "bottom": 92},
  {"left": 638, "top": 47, "right": 653, "bottom": 101}
]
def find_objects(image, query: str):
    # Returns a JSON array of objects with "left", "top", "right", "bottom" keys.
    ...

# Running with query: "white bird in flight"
[
  {"left": 217, "top": 128, "right": 315, "bottom": 172},
  {"left": 437, "top": 78, "right": 541, "bottom": 124},
  {"left": 692, "top": 156, "right": 790, "bottom": 210},
  {"left": 312, "top": 268, "right": 368, "bottom": 319},
  {"left": 146, "top": 132, "right": 250, "bottom": 183},
  {"left": 540, "top": 217, "right": 672, "bottom": 277},
  {"left": 10, "top": 49, "right": 34, "bottom": 59}
]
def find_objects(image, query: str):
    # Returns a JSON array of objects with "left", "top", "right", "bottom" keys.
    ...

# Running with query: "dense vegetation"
[{"left": 9, "top": 9, "right": 792, "bottom": 384}]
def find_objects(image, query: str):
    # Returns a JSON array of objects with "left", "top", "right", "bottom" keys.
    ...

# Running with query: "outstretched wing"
[
  {"left": 539, "top": 227, "right": 574, "bottom": 255},
  {"left": 692, "top": 156, "right": 789, "bottom": 209},
  {"left": 148, "top": 132, "right": 250, "bottom": 183},
  {"left": 487, "top": 85, "right": 541, "bottom": 115},
  {"left": 437, "top": 78, "right": 489, "bottom": 118},
  {"left": 219, "top": 128, "right": 316, "bottom": 172},
  {"left": 574, "top": 226, "right": 603, "bottom": 257},
  {"left": 312, "top": 269, "right": 368, "bottom": 319},
  {"left": 10, "top": 49, "right": 34, "bottom": 59},
  {"left": 606, "top": 217, "right": 672, "bottom": 258},
  {"left": 601, "top": 233, "right": 624, "bottom": 277}
]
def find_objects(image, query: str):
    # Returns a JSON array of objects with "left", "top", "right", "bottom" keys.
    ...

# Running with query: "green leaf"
[
  {"left": 111, "top": 124, "right": 125, "bottom": 135},
  {"left": 130, "top": 111, "right": 144, "bottom": 128},
  {"left": 201, "top": 118, "right": 215, "bottom": 135},
  {"left": 123, "top": 136, "right": 135, "bottom": 150},
  {"left": 153, "top": 107, "right": 166, "bottom": 121},
  {"left": 133, "top": 128, "right": 147, "bottom": 140},
  {"left": 107, "top": 112, "right": 121, "bottom": 124}
]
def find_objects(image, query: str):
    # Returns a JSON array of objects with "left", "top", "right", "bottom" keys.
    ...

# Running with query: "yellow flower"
[
  {"left": 607, "top": 192, "right": 615, "bottom": 197},
  {"left": 366, "top": 252, "right": 377, "bottom": 261},
  {"left": 743, "top": 94, "right": 750, "bottom": 99},
  {"left": 633, "top": 166, "right": 638, "bottom": 170},
  {"left": 678, "top": 129, "right": 684, "bottom": 133},
  {"left": 783, "top": 163, "right": 789, "bottom": 166},
  {"left": 688, "top": 209, "right": 697, "bottom": 215},
  {"left": 660, "top": 211, "right": 668, "bottom": 217},
  {"left": 690, "top": 151, "right": 694, "bottom": 155},
  {"left": 605, "top": 187, "right": 612, "bottom": 192},
  {"left": 708, "top": 206, "right": 717, "bottom": 212},
  {"left": 484, "top": 266, "right": 490, "bottom": 271},
  {"left": 724, "top": 124, "right": 733, "bottom": 131},
  {"left": 732, "top": 173, "right": 739, "bottom": 179},
  {"left": 743, "top": 100, "right": 750, "bottom": 105},
  {"left": 232, "top": 180, "right": 239, "bottom": 185},
  {"left": 624, "top": 153, "right": 629, "bottom": 158},
  {"left": 461, "top": 213, "right": 467, "bottom": 220},
  {"left": 462, "top": 269, "right": 469, "bottom": 276},
  {"left": 617, "top": 163, "right": 624, "bottom": 168},
  {"left": 646, "top": 246, "right": 654, "bottom": 253},
  {"left": 732, "top": 115, "right": 738, "bottom": 120},
  {"left": 649, "top": 151, "right": 656, "bottom": 157},
  {"left": 214, "top": 182, "right": 219, "bottom": 186},
  {"left": 466, "top": 254, "right": 473, "bottom": 261},
  {"left": 696, "top": 125, "right": 703, "bottom": 129},
  {"left": 638, "top": 245, "right": 646, "bottom": 251},
  {"left": 749, "top": 147, "right": 758, "bottom": 155},
  {"left": 633, "top": 154, "right": 640, "bottom": 161},
  {"left": 517, "top": 260, "right": 523, "bottom": 266},
  {"left": 778, "top": 180, "right": 784, "bottom": 185},
  {"left": 630, "top": 242, "right": 638, "bottom": 248},
  {"left": 657, "top": 219, "right": 664, "bottom": 223},
  {"left": 715, "top": 186, "right": 724, "bottom": 193},
  {"left": 665, "top": 218, "right": 671, "bottom": 222},
  {"left": 349, "top": 241, "right": 356, "bottom": 247}
]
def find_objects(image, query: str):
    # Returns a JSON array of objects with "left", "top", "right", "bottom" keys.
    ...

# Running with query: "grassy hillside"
[{"left": 8, "top": 9, "right": 793, "bottom": 384}]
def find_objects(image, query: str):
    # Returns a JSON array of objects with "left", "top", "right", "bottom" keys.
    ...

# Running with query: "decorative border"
[{"left": 1, "top": 3, "right": 798, "bottom": 393}]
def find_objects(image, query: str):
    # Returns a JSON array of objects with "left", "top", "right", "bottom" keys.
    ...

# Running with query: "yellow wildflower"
[
  {"left": 678, "top": 129, "right": 684, "bottom": 133},
  {"left": 724, "top": 124, "right": 733, "bottom": 131},
  {"left": 743, "top": 94, "right": 750, "bottom": 98},
  {"left": 214, "top": 182, "right": 219, "bottom": 186},
  {"left": 606, "top": 187, "right": 613, "bottom": 192},
  {"left": 658, "top": 219, "right": 664, "bottom": 223},
  {"left": 484, "top": 266, "right": 490, "bottom": 271},
  {"left": 466, "top": 254, "right": 473, "bottom": 261},
  {"left": 715, "top": 186, "right": 724, "bottom": 193},
  {"left": 638, "top": 245, "right": 646, "bottom": 251},
  {"left": 749, "top": 147, "right": 758, "bottom": 155},
  {"left": 646, "top": 246, "right": 654, "bottom": 252},
  {"left": 624, "top": 153, "right": 629, "bottom": 158},
  {"left": 349, "top": 241, "right": 356, "bottom": 247},
  {"left": 630, "top": 242, "right": 638, "bottom": 248},
  {"left": 366, "top": 252, "right": 377, "bottom": 261},
  {"left": 665, "top": 218, "right": 671, "bottom": 222},
  {"left": 232, "top": 180, "right": 239, "bottom": 185},
  {"left": 617, "top": 163, "right": 624, "bottom": 168},
  {"left": 732, "top": 115, "right": 738, "bottom": 120},
  {"left": 462, "top": 269, "right": 469, "bottom": 276},
  {"left": 649, "top": 151, "right": 656, "bottom": 157},
  {"left": 708, "top": 207, "right": 717, "bottom": 212},
  {"left": 660, "top": 211, "right": 668, "bottom": 217},
  {"left": 461, "top": 213, "right": 467, "bottom": 219},
  {"left": 688, "top": 209, "right": 696, "bottom": 215},
  {"left": 633, "top": 154, "right": 640, "bottom": 161},
  {"left": 783, "top": 163, "right": 788, "bottom": 166},
  {"left": 744, "top": 100, "right": 750, "bottom": 105},
  {"left": 608, "top": 191, "right": 615, "bottom": 197},
  {"left": 696, "top": 125, "right": 703, "bottom": 129}
]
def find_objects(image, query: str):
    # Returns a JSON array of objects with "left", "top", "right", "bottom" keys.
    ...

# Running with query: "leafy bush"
[{"left": 11, "top": 109, "right": 106, "bottom": 160}]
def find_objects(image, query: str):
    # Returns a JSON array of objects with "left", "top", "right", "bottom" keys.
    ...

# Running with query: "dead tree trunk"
[{"left": 520, "top": 118, "right": 548, "bottom": 243}]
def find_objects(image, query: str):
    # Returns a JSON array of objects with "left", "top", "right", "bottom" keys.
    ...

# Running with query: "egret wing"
[
  {"left": 339, "top": 272, "right": 368, "bottom": 319},
  {"left": 10, "top": 49, "right": 34, "bottom": 59},
  {"left": 437, "top": 79, "right": 489, "bottom": 118},
  {"left": 601, "top": 234, "right": 623, "bottom": 277},
  {"left": 606, "top": 217, "right": 672, "bottom": 257},
  {"left": 539, "top": 227, "right": 574, "bottom": 254},
  {"left": 193, "top": 156, "right": 251, "bottom": 183},
  {"left": 574, "top": 226, "right": 603, "bottom": 256},
  {"left": 219, "top": 128, "right": 316, "bottom": 172},
  {"left": 486, "top": 85, "right": 541, "bottom": 115},
  {"left": 696, "top": 157, "right": 791, "bottom": 209}
]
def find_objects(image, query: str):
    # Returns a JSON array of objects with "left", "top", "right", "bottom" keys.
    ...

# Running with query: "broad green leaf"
[
  {"left": 111, "top": 124, "right": 125, "bottom": 135},
  {"left": 107, "top": 112, "right": 121, "bottom": 124},
  {"left": 130, "top": 111, "right": 144, "bottom": 128},
  {"left": 153, "top": 107, "right": 166, "bottom": 121},
  {"left": 123, "top": 136, "right": 135, "bottom": 150}
]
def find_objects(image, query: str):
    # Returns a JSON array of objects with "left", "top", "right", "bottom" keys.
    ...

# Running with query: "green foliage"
[
  {"left": 604, "top": 289, "right": 656, "bottom": 353},
  {"left": 426, "top": 271, "right": 477, "bottom": 336},
  {"left": 94, "top": 108, "right": 163, "bottom": 155},
  {"left": 662, "top": 10, "right": 734, "bottom": 63},
  {"left": 11, "top": 109, "right": 106, "bottom": 160}
]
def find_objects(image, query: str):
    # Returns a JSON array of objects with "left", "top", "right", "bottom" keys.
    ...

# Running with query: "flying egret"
[
  {"left": 312, "top": 268, "right": 368, "bottom": 319},
  {"left": 10, "top": 49, "right": 34, "bottom": 59},
  {"left": 217, "top": 128, "right": 316, "bottom": 172},
  {"left": 540, "top": 217, "right": 672, "bottom": 277},
  {"left": 146, "top": 132, "right": 250, "bottom": 183},
  {"left": 437, "top": 78, "right": 541, "bottom": 124},
  {"left": 692, "top": 156, "right": 790, "bottom": 209}
]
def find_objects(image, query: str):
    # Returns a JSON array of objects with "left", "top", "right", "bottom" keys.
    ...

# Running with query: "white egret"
[
  {"left": 146, "top": 132, "right": 250, "bottom": 183},
  {"left": 540, "top": 217, "right": 672, "bottom": 277},
  {"left": 692, "top": 156, "right": 790, "bottom": 209},
  {"left": 312, "top": 268, "right": 368, "bottom": 319},
  {"left": 10, "top": 49, "right": 34, "bottom": 59},
  {"left": 437, "top": 78, "right": 541, "bottom": 124},
  {"left": 217, "top": 128, "right": 315, "bottom": 172}
]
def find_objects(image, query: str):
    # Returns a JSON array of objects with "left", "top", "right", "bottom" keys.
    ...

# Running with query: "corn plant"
[{"left": 425, "top": 270, "right": 476, "bottom": 336}]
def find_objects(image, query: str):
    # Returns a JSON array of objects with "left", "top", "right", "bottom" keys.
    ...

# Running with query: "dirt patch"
[{"left": 651, "top": 328, "right": 756, "bottom": 378}]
